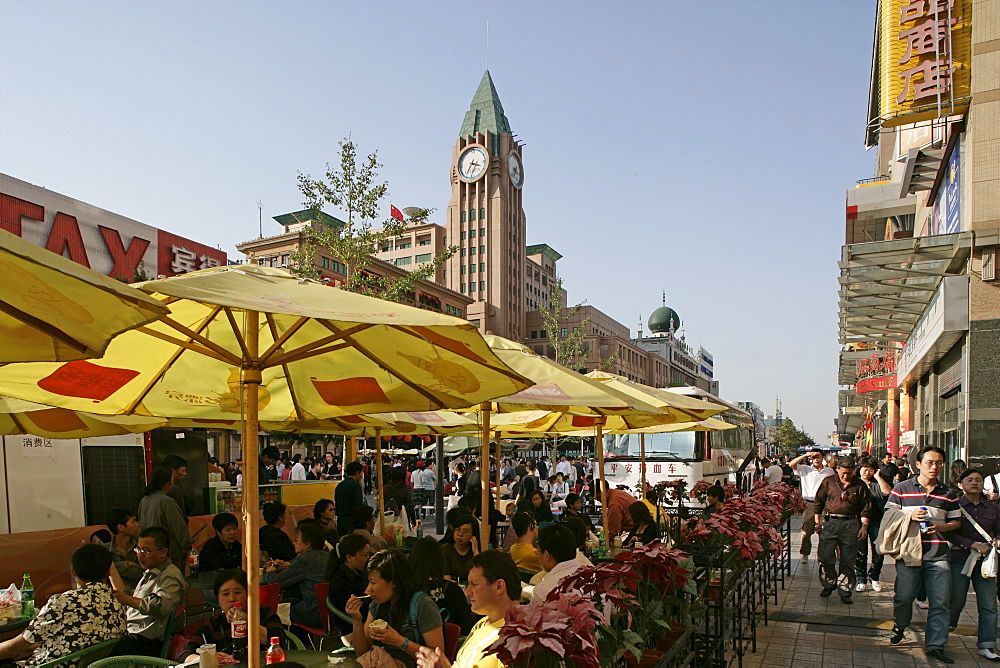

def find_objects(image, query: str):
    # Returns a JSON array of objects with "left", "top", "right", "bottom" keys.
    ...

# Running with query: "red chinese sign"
[{"left": 855, "top": 350, "right": 898, "bottom": 394}]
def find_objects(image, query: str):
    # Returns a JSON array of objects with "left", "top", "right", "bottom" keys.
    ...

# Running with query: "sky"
[{"left": 0, "top": 1, "right": 878, "bottom": 442}]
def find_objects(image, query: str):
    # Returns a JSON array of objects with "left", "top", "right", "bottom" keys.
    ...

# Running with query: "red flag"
[{"left": 390, "top": 205, "right": 405, "bottom": 222}]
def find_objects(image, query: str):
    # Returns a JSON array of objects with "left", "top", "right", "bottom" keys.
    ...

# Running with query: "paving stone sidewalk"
[{"left": 746, "top": 516, "right": 998, "bottom": 667}]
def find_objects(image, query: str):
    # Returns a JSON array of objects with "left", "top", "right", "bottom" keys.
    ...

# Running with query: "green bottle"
[{"left": 21, "top": 574, "right": 34, "bottom": 619}]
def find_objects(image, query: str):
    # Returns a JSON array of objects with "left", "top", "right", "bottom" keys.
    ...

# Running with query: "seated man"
[
  {"left": 0, "top": 545, "right": 126, "bottom": 665},
  {"left": 531, "top": 524, "right": 584, "bottom": 603},
  {"left": 350, "top": 504, "right": 389, "bottom": 551},
  {"left": 110, "top": 526, "right": 187, "bottom": 657},
  {"left": 259, "top": 501, "right": 296, "bottom": 562},
  {"left": 200, "top": 512, "right": 242, "bottom": 572},
  {"left": 508, "top": 512, "right": 542, "bottom": 573},
  {"left": 415, "top": 550, "right": 520, "bottom": 668}
]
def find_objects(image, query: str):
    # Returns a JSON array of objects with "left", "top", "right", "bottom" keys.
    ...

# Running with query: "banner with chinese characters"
[
  {"left": 855, "top": 350, "right": 898, "bottom": 393},
  {"left": 877, "top": 0, "right": 971, "bottom": 128}
]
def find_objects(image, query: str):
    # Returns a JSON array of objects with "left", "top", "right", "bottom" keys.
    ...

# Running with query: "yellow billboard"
[{"left": 876, "top": 0, "right": 971, "bottom": 128}]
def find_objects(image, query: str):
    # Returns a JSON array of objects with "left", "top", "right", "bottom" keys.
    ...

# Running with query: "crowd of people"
[{"left": 782, "top": 445, "right": 1000, "bottom": 664}]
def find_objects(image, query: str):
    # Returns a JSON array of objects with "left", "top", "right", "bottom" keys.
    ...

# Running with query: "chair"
[
  {"left": 89, "top": 657, "right": 176, "bottom": 667},
  {"left": 260, "top": 582, "right": 281, "bottom": 613},
  {"left": 33, "top": 637, "right": 118, "bottom": 668},
  {"left": 518, "top": 568, "right": 536, "bottom": 583},
  {"left": 159, "top": 602, "right": 184, "bottom": 659},
  {"left": 291, "top": 582, "right": 330, "bottom": 650},
  {"left": 285, "top": 631, "right": 308, "bottom": 650},
  {"left": 442, "top": 622, "right": 461, "bottom": 663}
]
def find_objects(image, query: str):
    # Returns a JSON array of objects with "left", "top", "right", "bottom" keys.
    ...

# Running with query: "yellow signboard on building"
[{"left": 876, "top": 0, "right": 971, "bottom": 128}]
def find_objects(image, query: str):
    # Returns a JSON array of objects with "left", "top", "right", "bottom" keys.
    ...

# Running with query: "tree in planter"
[{"left": 289, "top": 138, "right": 458, "bottom": 302}]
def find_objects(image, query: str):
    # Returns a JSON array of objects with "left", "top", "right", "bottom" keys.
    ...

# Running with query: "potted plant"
[{"left": 484, "top": 595, "right": 602, "bottom": 668}]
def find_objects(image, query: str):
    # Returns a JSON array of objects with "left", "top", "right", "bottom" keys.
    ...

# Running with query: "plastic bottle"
[
  {"left": 20, "top": 574, "right": 34, "bottom": 619},
  {"left": 189, "top": 544, "right": 200, "bottom": 577},
  {"left": 395, "top": 527, "right": 404, "bottom": 548},
  {"left": 598, "top": 530, "right": 607, "bottom": 558},
  {"left": 265, "top": 637, "right": 285, "bottom": 664},
  {"left": 230, "top": 602, "right": 248, "bottom": 661},
  {"left": 415, "top": 519, "right": 423, "bottom": 539},
  {"left": 919, "top": 506, "right": 935, "bottom": 534}
]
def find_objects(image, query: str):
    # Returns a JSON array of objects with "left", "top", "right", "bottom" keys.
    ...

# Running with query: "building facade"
[{"left": 837, "top": 0, "right": 999, "bottom": 470}]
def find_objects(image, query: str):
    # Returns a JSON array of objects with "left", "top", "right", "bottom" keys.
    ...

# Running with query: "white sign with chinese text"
[{"left": 18, "top": 435, "right": 55, "bottom": 459}]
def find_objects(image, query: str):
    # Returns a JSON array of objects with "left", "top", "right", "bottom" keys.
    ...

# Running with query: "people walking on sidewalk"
[
  {"left": 947, "top": 467, "right": 1000, "bottom": 662},
  {"left": 856, "top": 457, "right": 892, "bottom": 592},
  {"left": 885, "top": 445, "right": 962, "bottom": 664},
  {"left": 813, "top": 455, "right": 871, "bottom": 604},
  {"left": 788, "top": 448, "right": 835, "bottom": 563}
]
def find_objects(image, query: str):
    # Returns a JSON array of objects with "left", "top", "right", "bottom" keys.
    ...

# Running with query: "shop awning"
[{"left": 838, "top": 232, "right": 972, "bottom": 345}]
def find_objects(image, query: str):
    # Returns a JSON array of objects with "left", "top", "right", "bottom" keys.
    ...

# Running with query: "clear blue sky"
[{"left": 0, "top": 1, "right": 878, "bottom": 441}]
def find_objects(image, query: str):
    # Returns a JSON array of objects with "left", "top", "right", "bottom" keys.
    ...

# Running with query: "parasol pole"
[
  {"left": 480, "top": 403, "right": 492, "bottom": 550},
  {"left": 241, "top": 309, "right": 262, "bottom": 668},
  {"left": 640, "top": 433, "right": 647, "bottom": 494},
  {"left": 595, "top": 418, "right": 610, "bottom": 542},
  {"left": 494, "top": 433, "right": 502, "bottom": 516},
  {"left": 375, "top": 437, "right": 386, "bottom": 538}
]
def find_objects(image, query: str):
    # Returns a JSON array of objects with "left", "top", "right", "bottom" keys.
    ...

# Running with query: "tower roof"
[
  {"left": 648, "top": 306, "right": 681, "bottom": 334},
  {"left": 459, "top": 70, "right": 511, "bottom": 138}
]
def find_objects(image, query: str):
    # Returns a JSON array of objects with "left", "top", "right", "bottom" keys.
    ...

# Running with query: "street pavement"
[{"left": 750, "top": 516, "right": 997, "bottom": 667}]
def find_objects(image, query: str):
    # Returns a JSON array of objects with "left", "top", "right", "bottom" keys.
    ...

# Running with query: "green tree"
[
  {"left": 289, "top": 139, "right": 457, "bottom": 301},
  {"left": 536, "top": 277, "right": 618, "bottom": 372},
  {"left": 777, "top": 417, "right": 816, "bottom": 456}
]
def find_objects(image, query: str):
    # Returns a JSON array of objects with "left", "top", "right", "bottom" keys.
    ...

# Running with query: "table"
[
  {"left": 238, "top": 649, "right": 359, "bottom": 667},
  {"left": 0, "top": 617, "right": 29, "bottom": 639}
]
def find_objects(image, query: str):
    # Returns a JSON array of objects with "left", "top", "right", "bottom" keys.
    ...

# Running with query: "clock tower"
[{"left": 445, "top": 70, "right": 526, "bottom": 339}]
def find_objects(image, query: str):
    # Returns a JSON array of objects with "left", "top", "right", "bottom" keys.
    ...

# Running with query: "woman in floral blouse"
[{"left": 0, "top": 545, "right": 125, "bottom": 665}]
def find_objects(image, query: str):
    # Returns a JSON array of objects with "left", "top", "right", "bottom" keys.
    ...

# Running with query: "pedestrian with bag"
[
  {"left": 885, "top": 446, "right": 962, "bottom": 664},
  {"left": 856, "top": 457, "right": 892, "bottom": 592},
  {"left": 947, "top": 468, "right": 1000, "bottom": 662}
]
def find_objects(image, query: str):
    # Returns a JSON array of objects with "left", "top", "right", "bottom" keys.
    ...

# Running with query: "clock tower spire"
[{"left": 445, "top": 71, "right": 526, "bottom": 339}]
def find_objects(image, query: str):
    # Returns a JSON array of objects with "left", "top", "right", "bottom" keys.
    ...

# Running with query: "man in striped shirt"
[{"left": 886, "top": 446, "right": 962, "bottom": 664}]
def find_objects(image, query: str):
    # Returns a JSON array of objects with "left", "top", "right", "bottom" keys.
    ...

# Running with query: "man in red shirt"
[{"left": 594, "top": 481, "right": 637, "bottom": 538}]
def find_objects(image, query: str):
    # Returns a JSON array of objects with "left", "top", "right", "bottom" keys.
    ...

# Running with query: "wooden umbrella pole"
[
  {"left": 494, "top": 434, "right": 502, "bottom": 516},
  {"left": 480, "top": 403, "right": 492, "bottom": 550},
  {"left": 640, "top": 433, "right": 647, "bottom": 494},
  {"left": 595, "top": 419, "right": 611, "bottom": 544},
  {"left": 376, "top": 437, "right": 386, "bottom": 538},
  {"left": 241, "top": 309, "right": 262, "bottom": 668}
]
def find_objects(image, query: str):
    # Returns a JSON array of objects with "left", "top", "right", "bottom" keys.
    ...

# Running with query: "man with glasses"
[
  {"left": 110, "top": 526, "right": 187, "bottom": 657},
  {"left": 813, "top": 455, "right": 871, "bottom": 604},
  {"left": 788, "top": 449, "right": 835, "bottom": 563},
  {"left": 886, "top": 446, "right": 962, "bottom": 664}
]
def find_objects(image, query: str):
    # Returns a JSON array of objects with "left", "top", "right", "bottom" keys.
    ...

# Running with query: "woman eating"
[
  {"left": 624, "top": 502, "right": 659, "bottom": 546},
  {"left": 346, "top": 549, "right": 445, "bottom": 668},
  {"left": 180, "top": 569, "right": 285, "bottom": 663},
  {"left": 549, "top": 472, "right": 569, "bottom": 507}
]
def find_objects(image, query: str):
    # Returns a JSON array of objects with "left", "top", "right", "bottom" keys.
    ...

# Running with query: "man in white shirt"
[
  {"left": 289, "top": 454, "right": 306, "bottom": 481},
  {"left": 555, "top": 455, "right": 572, "bottom": 479},
  {"left": 531, "top": 524, "right": 585, "bottom": 603},
  {"left": 762, "top": 458, "right": 783, "bottom": 484},
  {"left": 787, "top": 449, "right": 835, "bottom": 563}
]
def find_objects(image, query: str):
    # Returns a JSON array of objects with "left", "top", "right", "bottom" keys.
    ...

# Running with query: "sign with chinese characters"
[
  {"left": 603, "top": 459, "right": 696, "bottom": 496},
  {"left": 1, "top": 173, "right": 226, "bottom": 280},
  {"left": 855, "top": 350, "right": 898, "bottom": 393},
  {"left": 876, "top": 0, "right": 971, "bottom": 128},
  {"left": 19, "top": 435, "right": 55, "bottom": 459}
]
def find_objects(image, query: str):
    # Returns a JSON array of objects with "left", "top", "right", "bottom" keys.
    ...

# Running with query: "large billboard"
[
  {"left": 875, "top": 0, "right": 971, "bottom": 128},
  {"left": 931, "top": 142, "right": 961, "bottom": 235},
  {"left": 1, "top": 174, "right": 226, "bottom": 280}
]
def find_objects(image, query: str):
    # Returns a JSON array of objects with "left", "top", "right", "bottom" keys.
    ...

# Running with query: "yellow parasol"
[
  {"left": 0, "top": 229, "right": 170, "bottom": 363},
  {"left": 0, "top": 396, "right": 165, "bottom": 438},
  {"left": 0, "top": 264, "right": 531, "bottom": 664}
]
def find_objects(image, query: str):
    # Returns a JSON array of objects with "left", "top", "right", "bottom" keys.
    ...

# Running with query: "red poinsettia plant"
[
  {"left": 484, "top": 594, "right": 602, "bottom": 668},
  {"left": 681, "top": 485, "right": 788, "bottom": 562},
  {"left": 656, "top": 478, "right": 688, "bottom": 502},
  {"left": 750, "top": 480, "right": 806, "bottom": 514}
]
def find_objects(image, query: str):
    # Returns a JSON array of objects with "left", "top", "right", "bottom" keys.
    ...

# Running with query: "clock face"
[
  {"left": 457, "top": 146, "right": 488, "bottom": 182},
  {"left": 507, "top": 152, "right": 523, "bottom": 188}
]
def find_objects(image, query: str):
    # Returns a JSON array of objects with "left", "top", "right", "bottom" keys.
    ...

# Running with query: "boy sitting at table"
[
  {"left": 0, "top": 544, "right": 126, "bottom": 665},
  {"left": 508, "top": 513, "right": 542, "bottom": 573}
]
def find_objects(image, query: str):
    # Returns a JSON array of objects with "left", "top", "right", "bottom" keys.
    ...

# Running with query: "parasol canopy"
[
  {"left": 0, "top": 396, "right": 165, "bottom": 438},
  {"left": 0, "top": 229, "right": 170, "bottom": 363}
]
